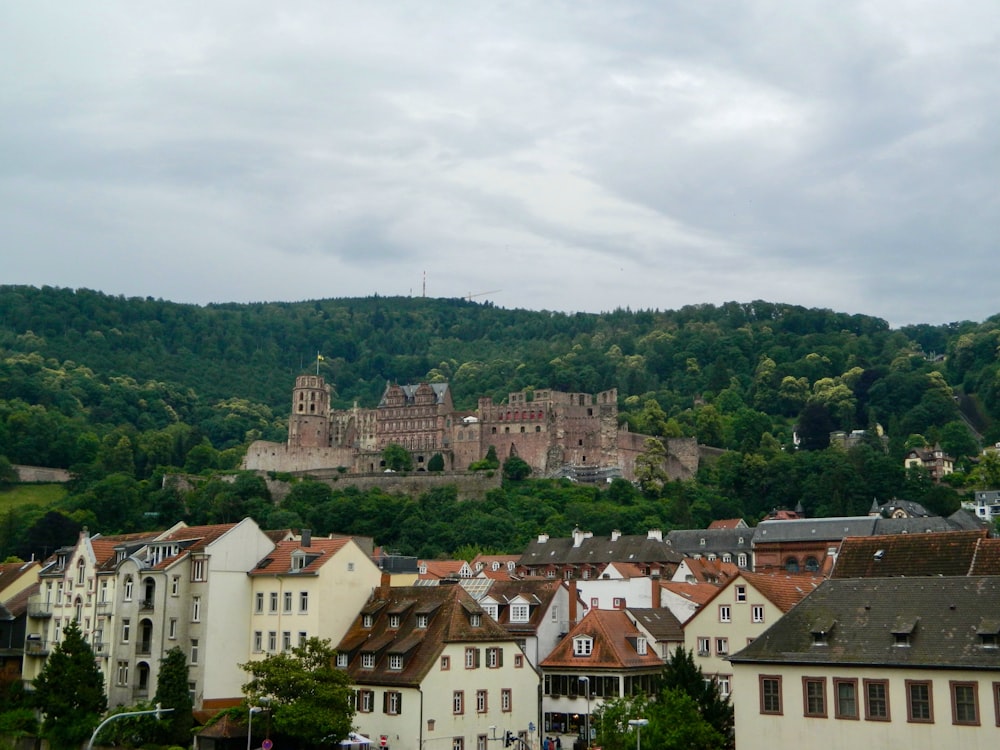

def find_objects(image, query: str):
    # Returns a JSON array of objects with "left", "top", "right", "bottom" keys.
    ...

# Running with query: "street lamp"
[
  {"left": 627, "top": 719, "right": 648, "bottom": 750},
  {"left": 247, "top": 706, "right": 264, "bottom": 750},
  {"left": 578, "top": 676, "right": 590, "bottom": 748}
]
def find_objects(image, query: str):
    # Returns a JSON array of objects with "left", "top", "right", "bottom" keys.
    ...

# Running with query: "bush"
[{"left": 0, "top": 708, "right": 39, "bottom": 734}]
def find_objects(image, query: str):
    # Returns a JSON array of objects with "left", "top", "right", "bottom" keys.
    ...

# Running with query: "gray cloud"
[{"left": 2, "top": 1, "right": 998, "bottom": 325}]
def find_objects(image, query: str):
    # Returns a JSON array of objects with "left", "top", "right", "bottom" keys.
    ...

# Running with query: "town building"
[
  {"left": 476, "top": 579, "right": 577, "bottom": 668},
  {"left": 516, "top": 528, "right": 683, "bottom": 581},
  {"left": 539, "top": 609, "right": 664, "bottom": 746},
  {"left": 246, "top": 532, "right": 384, "bottom": 664},
  {"left": 336, "top": 581, "right": 539, "bottom": 750},
  {"left": 903, "top": 444, "right": 955, "bottom": 482},
  {"left": 964, "top": 490, "right": 1000, "bottom": 523},
  {"left": 729, "top": 576, "right": 1000, "bottom": 750},
  {"left": 684, "top": 572, "right": 821, "bottom": 699}
]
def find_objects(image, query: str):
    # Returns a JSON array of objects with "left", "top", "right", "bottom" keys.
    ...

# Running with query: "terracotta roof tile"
[
  {"left": 540, "top": 609, "right": 664, "bottom": 671},
  {"left": 660, "top": 581, "right": 719, "bottom": 607},
  {"left": 970, "top": 538, "right": 1000, "bottom": 574},
  {"left": 249, "top": 537, "right": 350, "bottom": 576}
]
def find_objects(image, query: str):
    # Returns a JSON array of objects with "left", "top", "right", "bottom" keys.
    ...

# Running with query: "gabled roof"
[
  {"left": 147, "top": 523, "right": 243, "bottom": 570},
  {"left": 481, "top": 579, "right": 563, "bottom": 634},
  {"left": 738, "top": 572, "right": 823, "bottom": 612},
  {"left": 249, "top": 537, "right": 351, "bottom": 576},
  {"left": 831, "top": 529, "right": 988, "bottom": 578},
  {"left": 675, "top": 557, "right": 739, "bottom": 584},
  {"left": 659, "top": 581, "right": 719, "bottom": 608},
  {"left": 2, "top": 581, "right": 39, "bottom": 618},
  {"left": 708, "top": 519, "right": 748, "bottom": 530},
  {"left": 338, "top": 583, "right": 515, "bottom": 687},
  {"left": 970, "top": 538, "right": 1000, "bottom": 574},
  {"left": 627, "top": 607, "right": 684, "bottom": 641},
  {"left": 0, "top": 560, "right": 39, "bottom": 596},
  {"left": 730, "top": 576, "right": 1000, "bottom": 670},
  {"left": 419, "top": 559, "right": 469, "bottom": 580},
  {"left": 540, "top": 609, "right": 663, "bottom": 671}
]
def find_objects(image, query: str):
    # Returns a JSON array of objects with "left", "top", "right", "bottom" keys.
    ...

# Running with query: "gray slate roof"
[
  {"left": 665, "top": 528, "right": 754, "bottom": 556},
  {"left": 752, "top": 517, "right": 877, "bottom": 543},
  {"left": 518, "top": 533, "right": 684, "bottom": 567},
  {"left": 729, "top": 576, "right": 1000, "bottom": 671}
]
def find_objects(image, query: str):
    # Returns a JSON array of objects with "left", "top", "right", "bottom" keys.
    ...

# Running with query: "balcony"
[
  {"left": 136, "top": 642, "right": 152, "bottom": 656},
  {"left": 139, "top": 599, "right": 155, "bottom": 612},
  {"left": 96, "top": 600, "right": 113, "bottom": 614},
  {"left": 27, "top": 596, "right": 53, "bottom": 619},
  {"left": 92, "top": 641, "right": 108, "bottom": 656},
  {"left": 25, "top": 638, "right": 50, "bottom": 656}
]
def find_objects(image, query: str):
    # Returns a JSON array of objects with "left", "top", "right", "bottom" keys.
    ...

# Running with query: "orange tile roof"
[
  {"left": 708, "top": 519, "right": 746, "bottom": 529},
  {"left": 660, "top": 581, "right": 719, "bottom": 607},
  {"left": 541, "top": 609, "right": 664, "bottom": 671},
  {"left": 832, "top": 529, "right": 989, "bottom": 578},
  {"left": 249, "top": 537, "right": 351, "bottom": 576},
  {"left": 700, "top": 571, "right": 822, "bottom": 613},
  {"left": 419, "top": 560, "right": 467, "bottom": 580}
]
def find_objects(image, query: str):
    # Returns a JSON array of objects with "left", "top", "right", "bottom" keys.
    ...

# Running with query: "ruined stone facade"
[{"left": 243, "top": 376, "right": 699, "bottom": 482}]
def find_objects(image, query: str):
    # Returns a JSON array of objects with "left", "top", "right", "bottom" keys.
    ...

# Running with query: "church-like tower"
[{"left": 288, "top": 375, "right": 331, "bottom": 448}]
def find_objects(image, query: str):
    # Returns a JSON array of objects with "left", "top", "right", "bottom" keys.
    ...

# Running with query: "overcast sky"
[{"left": 3, "top": 2, "right": 998, "bottom": 327}]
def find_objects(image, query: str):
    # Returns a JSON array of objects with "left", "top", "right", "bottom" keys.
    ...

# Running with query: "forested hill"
[
  {"left": 3, "top": 285, "right": 1000, "bottom": 453},
  {"left": 4, "top": 284, "right": 1000, "bottom": 560}
]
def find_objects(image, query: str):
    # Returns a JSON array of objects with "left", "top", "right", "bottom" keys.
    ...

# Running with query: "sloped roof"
[
  {"left": 338, "top": 583, "right": 515, "bottom": 687},
  {"left": 666, "top": 528, "right": 753, "bottom": 555},
  {"left": 419, "top": 560, "right": 468, "bottom": 580},
  {"left": 2, "top": 581, "right": 39, "bottom": 618},
  {"left": 753, "top": 516, "right": 878, "bottom": 543},
  {"left": 831, "top": 529, "right": 988, "bottom": 579},
  {"left": 519, "top": 532, "right": 684, "bottom": 567},
  {"left": 730, "top": 576, "right": 1000, "bottom": 670},
  {"left": 148, "top": 523, "right": 243, "bottom": 570},
  {"left": 0, "top": 560, "right": 39, "bottom": 596},
  {"left": 873, "top": 516, "right": 955, "bottom": 534},
  {"left": 970, "top": 538, "right": 1000, "bottom": 574},
  {"left": 676, "top": 557, "right": 739, "bottom": 584},
  {"left": 708, "top": 519, "right": 747, "bottom": 529},
  {"left": 660, "top": 581, "right": 719, "bottom": 608},
  {"left": 738, "top": 572, "right": 823, "bottom": 612},
  {"left": 484, "top": 579, "right": 563, "bottom": 634},
  {"left": 540, "top": 609, "right": 663, "bottom": 671},
  {"left": 627, "top": 607, "right": 684, "bottom": 641},
  {"left": 249, "top": 537, "right": 350, "bottom": 576}
]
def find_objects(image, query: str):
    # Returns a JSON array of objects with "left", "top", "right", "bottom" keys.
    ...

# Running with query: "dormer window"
[
  {"left": 416, "top": 614, "right": 429, "bottom": 628},
  {"left": 291, "top": 551, "right": 307, "bottom": 571},
  {"left": 636, "top": 637, "right": 647, "bottom": 655},
  {"left": 977, "top": 619, "right": 1000, "bottom": 648},
  {"left": 389, "top": 654, "right": 403, "bottom": 670},
  {"left": 389, "top": 614, "right": 400, "bottom": 629},
  {"left": 362, "top": 614, "right": 373, "bottom": 629},
  {"left": 361, "top": 652, "right": 375, "bottom": 669},
  {"left": 891, "top": 616, "right": 917, "bottom": 647},
  {"left": 510, "top": 604, "right": 529, "bottom": 623},
  {"left": 699, "top": 538, "right": 706, "bottom": 546},
  {"left": 336, "top": 653, "right": 348, "bottom": 668},
  {"left": 483, "top": 604, "right": 498, "bottom": 621},
  {"left": 470, "top": 613, "right": 482, "bottom": 627},
  {"left": 573, "top": 636, "right": 593, "bottom": 657}
]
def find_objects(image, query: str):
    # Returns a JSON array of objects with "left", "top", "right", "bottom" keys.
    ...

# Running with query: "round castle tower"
[{"left": 288, "top": 375, "right": 331, "bottom": 448}]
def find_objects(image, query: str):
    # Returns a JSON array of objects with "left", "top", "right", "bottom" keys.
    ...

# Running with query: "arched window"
[
  {"left": 74, "top": 596, "right": 83, "bottom": 622},
  {"left": 137, "top": 662, "right": 151, "bottom": 694},
  {"left": 804, "top": 556, "right": 820, "bottom": 572},
  {"left": 77, "top": 558, "right": 86, "bottom": 586},
  {"left": 785, "top": 557, "right": 800, "bottom": 573},
  {"left": 123, "top": 575, "right": 134, "bottom": 601}
]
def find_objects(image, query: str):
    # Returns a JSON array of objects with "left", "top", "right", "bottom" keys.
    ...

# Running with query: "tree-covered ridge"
[{"left": 2, "top": 284, "right": 999, "bottom": 561}]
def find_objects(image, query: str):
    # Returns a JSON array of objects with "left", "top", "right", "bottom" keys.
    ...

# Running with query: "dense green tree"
[
  {"left": 153, "top": 647, "right": 194, "bottom": 745},
  {"left": 660, "top": 646, "right": 733, "bottom": 746},
  {"left": 31, "top": 620, "right": 107, "bottom": 750},
  {"left": 427, "top": 453, "right": 445, "bottom": 472},
  {"left": 241, "top": 637, "right": 354, "bottom": 748},
  {"left": 502, "top": 456, "right": 532, "bottom": 481}
]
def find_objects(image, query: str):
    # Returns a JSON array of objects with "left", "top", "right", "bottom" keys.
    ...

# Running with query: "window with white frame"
[
  {"left": 122, "top": 618, "right": 131, "bottom": 643},
  {"left": 169, "top": 618, "right": 177, "bottom": 640},
  {"left": 389, "top": 614, "right": 400, "bottom": 628},
  {"left": 453, "top": 691, "right": 464, "bottom": 714},
  {"left": 282, "top": 631, "right": 291, "bottom": 651},
  {"left": 336, "top": 652, "right": 348, "bottom": 668},
  {"left": 362, "top": 614, "right": 373, "bottom": 628},
  {"left": 117, "top": 660, "right": 129, "bottom": 686},
  {"left": 123, "top": 576, "right": 134, "bottom": 601},
  {"left": 192, "top": 596, "right": 201, "bottom": 622},
  {"left": 697, "top": 637, "right": 710, "bottom": 656},
  {"left": 752, "top": 605, "right": 765, "bottom": 623},
  {"left": 470, "top": 613, "right": 482, "bottom": 627},
  {"left": 171, "top": 576, "right": 180, "bottom": 596},
  {"left": 716, "top": 637, "right": 729, "bottom": 655},
  {"left": 719, "top": 605, "right": 731, "bottom": 623},
  {"left": 389, "top": 654, "right": 403, "bottom": 671},
  {"left": 735, "top": 585, "right": 747, "bottom": 602},
  {"left": 254, "top": 631, "right": 263, "bottom": 652},
  {"left": 299, "top": 591, "right": 308, "bottom": 612},
  {"left": 269, "top": 592, "right": 278, "bottom": 613},
  {"left": 361, "top": 652, "right": 375, "bottom": 669},
  {"left": 283, "top": 592, "right": 293, "bottom": 613},
  {"left": 255, "top": 592, "right": 264, "bottom": 613},
  {"left": 192, "top": 559, "right": 206, "bottom": 582},
  {"left": 573, "top": 637, "right": 593, "bottom": 657},
  {"left": 191, "top": 638, "right": 199, "bottom": 664},
  {"left": 417, "top": 614, "right": 429, "bottom": 628},
  {"left": 385, "top": 691, "right": 401, "bottom": 715},
  {"left": 465, "top": 647, "right": 480, "bottom": 668},
  {"left": 510, "top": 604, "right": 530, "bottom": 623},
  {"left": 477, "top": 689, "right": 487, "bottom": 713},
  {"left": 268, "top": 632, "right": 277, "bottom": 652},
  {"left": 501, "top": 688, "right": 512, "bottom": 712},
  {"left": 636, "top": 637, "right": 647, "bottom": 655}
]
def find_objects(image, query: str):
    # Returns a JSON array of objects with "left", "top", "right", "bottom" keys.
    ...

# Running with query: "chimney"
[
  {"left": 647, "top": 529, "right": 663, "bottom": 542},
  {"left": 610, "top": 530, "right": 621, "bottom": 542},
  {"left": 379, "top": 571, "right": 392, "bottom": 599},
  {"left": 568, "top": 579, "right": 578, "bottom": 624},
  {"left": 301, "top": 528, "right": 312, "bottom": 547},
  {"left": 651, "top": 571, "right": 661, "bottom": 609},
  {"left": 537, "top": 533, "right": 549, "bottom": 544}
]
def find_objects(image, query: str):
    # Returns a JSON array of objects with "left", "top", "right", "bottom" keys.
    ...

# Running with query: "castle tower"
[{"left": 288, "top": 374, "right": 331, "bottom": 448}]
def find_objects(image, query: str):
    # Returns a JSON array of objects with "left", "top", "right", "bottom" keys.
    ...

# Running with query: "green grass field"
[{"left": 0, "top": 483, "right": 67, "bottom": 512}]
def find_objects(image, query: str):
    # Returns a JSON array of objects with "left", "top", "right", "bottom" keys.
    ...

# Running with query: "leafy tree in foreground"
[
  {"left": 154, "top": 646, "right": 194, "bottom": 745},
  {"left": 241, "top": 637, "right": 354, "bottom": 748},
  {"left": 31, "top": 619, "right": 107, "bottom": 750},
  {"left": 593, "top": 689, "right": 724, "bottom": 750},
  {"left": 502, "top": 456, "right": 532, "bottom": 481},
  {"left": 661, "top": 646, "right": 734, "bottom": 747}
]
